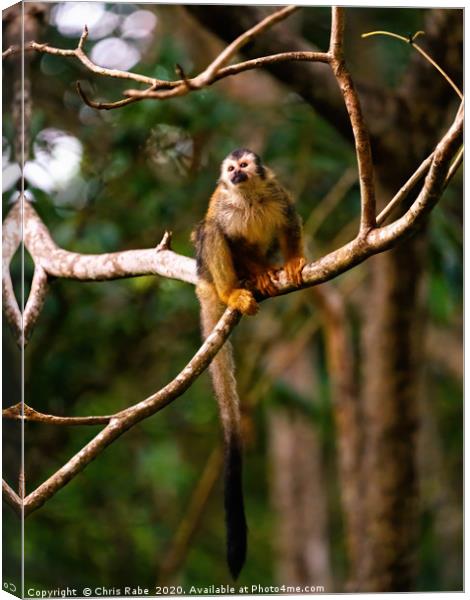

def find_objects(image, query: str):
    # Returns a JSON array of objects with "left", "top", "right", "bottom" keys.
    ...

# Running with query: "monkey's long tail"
[{"left": 196, "top": 282, "right": 247, "bottom": 580}]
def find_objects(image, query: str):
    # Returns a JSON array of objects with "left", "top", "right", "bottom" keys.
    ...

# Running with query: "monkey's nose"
[{"left": 231, "top": 171, "right": 248, "bottom": 184}]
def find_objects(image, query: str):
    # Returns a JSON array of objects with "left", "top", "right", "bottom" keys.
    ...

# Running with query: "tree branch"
[
  {"left": 123, "top": 50, "right": 330, "bottom": 100},
  {"left": 3, "top": 101, "right": 460, "bottom": 348},
  {"left": 27, "top": 39, "right": 160, "bottom": 86},
  {"left": 3, "top": 402, "right": 113, "bottom": 426},
  {"left": 124, "top": 7, "right": 327, "bottom": 101},
  {"left": 23, "top": 201, "right": 197, "bottom": 284},
  {"left": 191, "top": 5, "right": 299, "bottom": 86},
  {"left": 158, "top": 445, "right": 224, "bottom": 583},
  {"left": 367, "top": 105, "right": 463, "bottom": 249},
  {"left": 2, "top": 479, "right": 22, "bottom": 516},
  {"left": 329, "top": 8, "right": 376, "bottom": 232},
  {"left": 376, "top": 152, "right": 434, "bottom": 225},
  {"left": 14, "top": 6, "right": 314, "bottom": 109},
  {"left": 17, "top": 308, "right": 240, "bottom": 517},
  {"left": 3, "top": 105, "right": 459, "bottom": 439}
]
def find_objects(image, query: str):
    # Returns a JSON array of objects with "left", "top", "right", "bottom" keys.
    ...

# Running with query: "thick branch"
[
  {"left": 3, "top": 103, "right": 460, "bottom": 344},
  {"left": 2, "top": 273, "right": 22, "bottom": 342},
  {"left": 23, "top": 201, "right": 197, "bottom": 284}
]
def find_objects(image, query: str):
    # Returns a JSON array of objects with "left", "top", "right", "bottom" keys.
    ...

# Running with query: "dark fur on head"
[{"left": 226, "top": 148, "right": 266, "bottom": 180}]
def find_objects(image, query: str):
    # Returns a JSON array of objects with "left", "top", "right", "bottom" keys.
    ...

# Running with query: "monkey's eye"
[
  {"left": 227, "top": 165, "right": 235, "bottom": 172},
  {"left": 240, "top": 162, "right": 248, "bottom": 168}
]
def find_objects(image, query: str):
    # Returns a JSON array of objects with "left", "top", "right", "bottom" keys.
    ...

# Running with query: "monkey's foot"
[
  {"left": 284, "top": 257, "right": 306, "bottom": 287},
  {"left": 253, "top": 271, "right": 279, "bottom": 297},
  {"left": 227, "top": 289, "right": 259, "bottom": 315}
]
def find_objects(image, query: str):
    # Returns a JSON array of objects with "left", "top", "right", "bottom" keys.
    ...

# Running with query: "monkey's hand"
[
  {"left": 284, "top": 256, "right": 306, "bottom": 287},
  {"left": 227, "top": 289, "right": 259, "bottom": 315},
  {"left": 252, "top": 270, "right": 279, "bottom": 297}
]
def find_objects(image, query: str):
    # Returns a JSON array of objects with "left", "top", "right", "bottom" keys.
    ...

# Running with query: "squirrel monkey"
[{"left": 192, "top": 148, "right": 305, "bottom": 578}]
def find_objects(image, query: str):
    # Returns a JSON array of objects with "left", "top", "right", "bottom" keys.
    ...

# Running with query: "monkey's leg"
[
  {"left": 283, "top": 256, "right": 306, "bottom": 286},
  {"left": 279, "top": 221, "right": 306, "bottom": 287},
  {"left": 203, "top": 222, "right": 258, "bottom": 315},
  {"left": 196, "top": 281, "right": 248, "bottom": 579},
  {"left": 243, "top": 258, "right": 279, "bottom": 297}
]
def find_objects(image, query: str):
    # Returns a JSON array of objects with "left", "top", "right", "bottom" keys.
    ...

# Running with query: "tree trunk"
[
  {"left": 357, "top": 233, "right": 427, "bottom": 590},
  {"left": 266, "top": 344, "right": 333, "bottom": 589}
]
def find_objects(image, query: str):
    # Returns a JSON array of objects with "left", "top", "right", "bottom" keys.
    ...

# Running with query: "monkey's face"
[{"left": 221, "top": 149, "right": 266, "bottom": 187}]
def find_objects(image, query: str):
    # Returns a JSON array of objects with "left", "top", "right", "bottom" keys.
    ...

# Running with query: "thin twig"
[
  {"left": 158, "top": 446, "right": 224, "bottom": 582},
  {"left": 76, "top": 81, "right": 143, "bottom": 110},
  {"left": 19, "top": 469, "right": 25, "bottom": 499},
  {"left": 443, "top": 146, "right": 463, "bottom": 189},
  {"left": 376, "top": 152, "right": 434, "bottom": 225},
  {"left": 3, "top": 403, "right": 113, "bottom": 426},
  {"left": 2, "top": 45, "right": 16, "bottom": 58},
  {"left": 28, "top": 39, "right": 161, "bottom": 86},
  {"left": 367, "top": 107, "right": 463, "bottom": 248},
  {"left": 362, "top": 30, "right": 463, "bottom": 100},
  {"left": 77, "top": 24, "right": 88, "bottom": 51},
  {"left": 124, "top": 51, "right": 330, "bottom": 99}
]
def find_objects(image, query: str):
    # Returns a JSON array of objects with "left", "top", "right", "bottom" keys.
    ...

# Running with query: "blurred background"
[{"left": 2, "top": 3, "right": 462, "bottom": 593}]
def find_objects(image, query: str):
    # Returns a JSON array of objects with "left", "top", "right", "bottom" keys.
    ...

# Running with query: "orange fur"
[{"left": 199, "top": 162, "right": 305, "bottom": 309}]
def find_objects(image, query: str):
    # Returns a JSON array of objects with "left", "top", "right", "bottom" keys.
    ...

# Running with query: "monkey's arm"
[
  {"left": 279, "top": 202, "right": 306, "bottom": 287},
  {"left": 202, "top": 220, "right": 259, "bottom": 315}
]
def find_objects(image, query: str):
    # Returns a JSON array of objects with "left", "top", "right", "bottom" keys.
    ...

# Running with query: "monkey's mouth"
[{"left": 231, "top": 171, "right": 249, "bottom": 185}]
